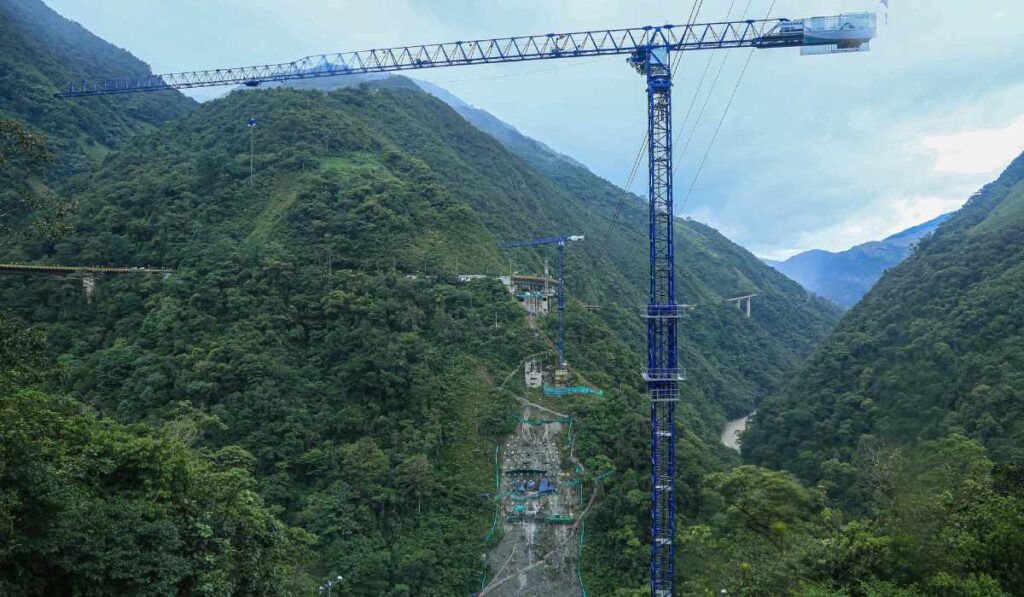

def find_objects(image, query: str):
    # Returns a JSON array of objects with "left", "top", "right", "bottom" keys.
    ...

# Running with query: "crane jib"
[{"left": 54, "top": 13, "right": 874, "bottom": 98}]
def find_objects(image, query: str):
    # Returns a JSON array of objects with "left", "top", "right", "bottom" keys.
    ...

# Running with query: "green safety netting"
[
  {"left": 544, "top": 515, "right": 574, "bottom": 524},
  {"left": 543, "top": 386, "right": 604, "bottom": 397},
  {"left": 481, "top": 443, "right": 502, "bottom": 591},
  {"left": 483, "top": 444, "right": 501, "bottom": 544}
]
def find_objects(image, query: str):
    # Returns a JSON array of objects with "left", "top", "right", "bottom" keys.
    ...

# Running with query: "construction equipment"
[
  {"left": 504, "top": 235, "right": 584, "bottom": 377},
  {"left": 58, "top": 12, "right": 876, "bottom": 595}
]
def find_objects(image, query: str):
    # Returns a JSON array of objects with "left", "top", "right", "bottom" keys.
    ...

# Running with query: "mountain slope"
[
  {"left": 245, "top": 72, "right": 585, "bottom": 175},
  {"left": 368, "top": 76, "right": 840, "bottom": 415},
  {"left": 218, "top": 76, "right": 842, "bottom": 422},
  {"left": 744, "top": 152, "right": 1024, "bottom": 479},
  {"left": 0, "top": 10, "right": 838, "bottom": 590},
  {"left": 768, "top": 213, "right": 950, "bottom": 308},
  {"left": 409, "top": 77, "right": 586, "bottom": 172},
  {"left": 0, "top": 83, "right": 840, "bottom": 593},
  {"left": 0, "top": 0, "right": 194, "bottom": 176}
]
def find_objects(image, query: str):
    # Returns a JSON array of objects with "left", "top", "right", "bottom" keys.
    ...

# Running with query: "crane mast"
[
  {"left": 630, "top": 46, "right": 681, "bottom": 596},
  {"left": 57, "top": 12, "right": 875, "bottom": 596},
  {"left": 503, "top": 235, "right": 584, "bottom": 374}
]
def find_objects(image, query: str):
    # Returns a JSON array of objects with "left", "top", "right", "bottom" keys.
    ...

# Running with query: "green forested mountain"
[
  {"left": 245, "top": 76, "right": 840, "bottom": 425},
  {"left": 5, "top": 1, "right": 1022, "bottom": 593},
  {"left": 745, "top": 151, "right": 1024, "bottom": 476},
  {"left": 0, "top": 0, "right": 194, "bottom": 177},
  {"left": 0, "top": 80, "right": 840, "bottom": 593},
  {"left": 767, "top": 213, "right": 951, "bottom": 309},
  {"left": 0, "top": 7, "right": 841, "bottom": 589}
]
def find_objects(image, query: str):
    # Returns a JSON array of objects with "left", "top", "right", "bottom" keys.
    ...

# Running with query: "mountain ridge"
[
  {"left": 744, "top": 150, "right": 1024, "bottom": 477},
  {"left": 767, "top": 212, "right": 951, "bottom": 308},
  {"left": 0, "top": 0, "right": 195, "bottom": 177}
]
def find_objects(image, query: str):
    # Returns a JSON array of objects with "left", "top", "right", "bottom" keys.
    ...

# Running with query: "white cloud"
[
  {"left": 921, "top": 115, "right": 1024, "bottom": 175},
  {"left": 778, "top": 194, "right": 966, "bottom": 257}
]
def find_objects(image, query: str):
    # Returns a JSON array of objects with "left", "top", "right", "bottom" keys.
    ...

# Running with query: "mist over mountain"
[{"left": 767, "top": 213, "right": 951, "bottom": 308}]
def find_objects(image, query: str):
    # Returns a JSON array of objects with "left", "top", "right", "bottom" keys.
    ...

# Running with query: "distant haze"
[{"left": 767, "top": 213, "right": 951, "bottom": 308}]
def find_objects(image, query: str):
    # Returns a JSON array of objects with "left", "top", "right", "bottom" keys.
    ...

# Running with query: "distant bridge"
[
  {"left": 0, "top": 263, "right": 173, "bottom": 275},
  {"left": 725, "top": 294, "right": 757, "bottom": 318},
  {"left": 0, "top": 263, "right": 174, "bottom": 302}
]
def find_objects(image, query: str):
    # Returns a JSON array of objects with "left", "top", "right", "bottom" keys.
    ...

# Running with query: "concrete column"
[{"left": 82, "top": 274, "right": 96, "bottom": 303}]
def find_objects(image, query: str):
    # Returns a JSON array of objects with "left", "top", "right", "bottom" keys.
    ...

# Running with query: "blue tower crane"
[
  {"left": 57, "top": 12, "right": 876, "bottom": 596},
  {"left": 504, "top": 235, "right": 584, "bottom": 375}
]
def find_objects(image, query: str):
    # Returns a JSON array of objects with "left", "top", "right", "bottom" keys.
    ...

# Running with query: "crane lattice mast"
[
  {"left": 504, "top": 235, "right": 584, "bottom": 374},
  {"left": 57, "top": 12, "right": 876, "bottom": 596}
]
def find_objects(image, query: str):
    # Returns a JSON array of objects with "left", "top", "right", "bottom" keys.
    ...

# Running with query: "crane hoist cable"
[
  {"left": 674, "top": 0, "right": 738, "bottom": 149},
  {"left": 617, "top": 0, "right": 773, "bottom": 269},
  {"left": 593, "top": 0, "right": 704, "bottom": 261},
  {"left": 677, "top": 0, "right": 748, "bottom": 161},
  {"left": 598, "top": 0, "right": 746, "bottom": 265},
  {"left": 601, "top": 0, "right": 778, "bottom": 299},
  {"left": 680, "top": 0, "right": 777, "bottom": 213}
]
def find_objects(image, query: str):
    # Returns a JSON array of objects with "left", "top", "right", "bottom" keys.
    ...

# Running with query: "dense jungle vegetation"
[
  {"left": 0, "top": 80, "right": 833, "bottom": 595},
  {"left": 3, "top": 0, "right": 1023, "bottom": 594},
  {"left": 745, "top": 152, "right": 1024, "bottom": 475}
]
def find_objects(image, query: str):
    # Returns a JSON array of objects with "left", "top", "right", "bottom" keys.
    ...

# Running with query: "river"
[{"left": 720, "top": 412, "right": 753, "bottom": 451}]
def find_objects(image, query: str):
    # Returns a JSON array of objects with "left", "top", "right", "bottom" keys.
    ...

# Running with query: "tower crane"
[
  {"left": 57, "top": 12, "right": 876, "bottom": 595},
  {"left": 504, "top": 235, "right": 584, "bottom": 378}
]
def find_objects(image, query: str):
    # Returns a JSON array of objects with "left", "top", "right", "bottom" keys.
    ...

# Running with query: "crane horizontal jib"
[{"left": 55, "top": 14, "right": 874, "bottom": 97}]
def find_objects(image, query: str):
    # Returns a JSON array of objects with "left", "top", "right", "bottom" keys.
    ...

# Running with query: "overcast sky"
[{"left": 46, "top": 0, "right": 1024, "bottom": 258}]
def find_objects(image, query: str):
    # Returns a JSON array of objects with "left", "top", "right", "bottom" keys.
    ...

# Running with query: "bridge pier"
[{"left": 82, "top": 273, "right": 96, "bottom": 303}]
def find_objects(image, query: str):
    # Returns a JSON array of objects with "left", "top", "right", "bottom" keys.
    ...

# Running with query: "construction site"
[
  {"left": 51, "top": 9, "right": 877, "bottom": 596},
  {"left": 480, "top": 403, "right": 584, "bottom": 596},
  {"left": 476, "top": 236, "right": 610, "bottom": 595}
]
